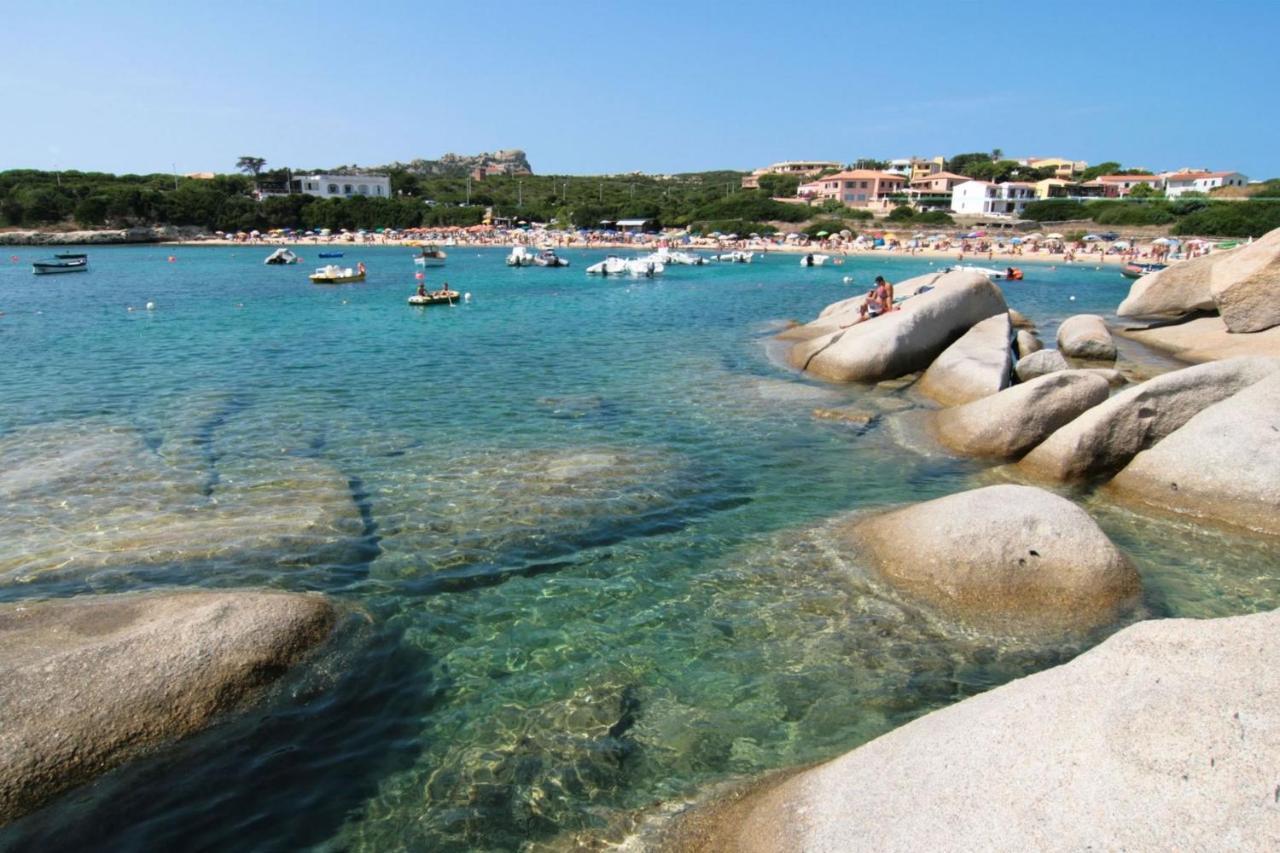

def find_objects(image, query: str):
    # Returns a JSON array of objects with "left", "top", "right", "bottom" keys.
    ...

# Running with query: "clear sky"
[{"left": 5, "top": 0, "right": 1278, "bottom": 178}]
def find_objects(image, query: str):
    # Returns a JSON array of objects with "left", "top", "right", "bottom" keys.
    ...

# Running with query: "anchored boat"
[
  {"left": 32, "top": 253, "right": 88, "bottom": 275},
  {"left": 408, "top": 288, "right": 462, "bottom": 306},
  {"left": 310, "top": 262, "right": 366, "bottom": 284},
  {"left": 1121, "top": 261, "right": 1167, "bottom": 279},
  {"left": 264, "top": 248, "right": 300, "bottom": 265},
  {"left": 413, "top": 245, "right": 447, "bottom": 267}
]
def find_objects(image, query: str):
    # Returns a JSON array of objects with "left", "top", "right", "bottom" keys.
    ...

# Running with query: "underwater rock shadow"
[{"left": 0, "top": 616, "right": 439, "bottom": 852}]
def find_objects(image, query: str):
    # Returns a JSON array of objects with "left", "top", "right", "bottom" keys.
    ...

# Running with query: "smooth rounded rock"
[
  {"left": 1209, "top": 227, "right": 1280, "bottom": 333},
  {"left": 1057, "top": 314, "right": 1117, "bottom": 361},
  {"left": 1014, "top": 348, "right": 1068, "bottom": 382},
  {"left": 1116, "top": 251, "right": 1223, "bottom": 319},
  {"left": 843, "top": 485, "right": 1139, "bottom": 634},
  {"left": 1014, "top": 328, "right": 1042, "bottom": 357},
  {"left": 932, "top": 370, "right": 1111, "bottom": 459},
  {"left": 1107, "top": 371, "right": 1280, "bottom": 536},
  {"left": 788, "top": 270, "right": 1007, "bottom": 383},
  {"left": 683, "top": 607, "right": 1280, "bottom": 852},
  {"left": 917, "top": 313, "right": 1013, "bottom": 406},
  {"left": 0, "top": 589, "right": 337, "bottom": 825},
  {"left": 1008, "top": 308, "right": 1035, "bottom": 330},
  {"left": 1022, "top": 357, "right": 1280, "bottom": 482}
]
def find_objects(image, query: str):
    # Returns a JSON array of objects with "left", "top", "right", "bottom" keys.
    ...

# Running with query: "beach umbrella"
[
  {"left": 1046, "top": 232, "right": 1063, "bottom": 239},
  {"left": 815, "top": 230, "right": 829, "bottom": 237},
  {"left": 1010, "top": 237, "right": 1022, "bottom": 244}
]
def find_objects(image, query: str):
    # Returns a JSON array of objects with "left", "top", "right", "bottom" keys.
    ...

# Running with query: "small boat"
[
  {"left": 800, "top": 253, "right": 830, "bottom": 267},
  {"left": 408, "top": 289, "right": 461, "bottom": 306},
  {"left": 506, "top": 246, "right": 536, "bottom": 267},
  {"left": 946, "top": 265, "right": 1024, "bottom": 281},
  {"left": 33, "top": 255, "right": 88, "bottom": 275},
  {"left": 585, "top": 257, "right": 664, "bottom": 277},
  {"left": 533, "top": 248, "right": 569, "bottom": 267},
  {"left": 712, "top": 251, "right": 753, "bottom": 263},
  {"left": 1121, "top": 261, "right": 1167, "bottom": 279},
  {"left": 413, "top": 245, "right": 447, "bottom": 267},
  {"left": 647, "top": 248, "right": 705, "bottom": 266},
  {"left": 310, "top": 262, "right": 366, "bottom": 284},
  {"left": 318, "top": 251, "right": 344, "bottom": 259},
  {"left": 264, "top": 248, "right": 300, "bottom": 265}
]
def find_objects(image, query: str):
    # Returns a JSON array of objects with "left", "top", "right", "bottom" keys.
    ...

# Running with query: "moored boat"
[
  {"left": 800, "top": 253, "right": 830, "bottom": 267},
  {"left": 533, "top": 248, "right": 569, "bottom": 267},
  {"left": 712, "top": 251, "right": 753, "bottom": 263},
  {"left": 1121, "top": 261, "right": 1167, "bottom": 279},
  {"left": 506, "top": 246, "right": 536, "bottom": 267},
  {"left": 318, "top": 251, "right": 344, "bottom": 258},
  {"left": 264, "top": 248, "right": 300, "bottom": 265},
  {"left": 413, "top": 245, "right": 447, "bottom": 267},
  {"left": 946, "top": 264, "right": 1024, "bottom": 281},
  {"left": 32, "top": 255, "right": 88, "bottom": 275},
  {"left": 310, "top": 262, "right": 366, "bottom": 284},
  {"left": 408, "top": 289, "right": 462, "bottom": 306}
]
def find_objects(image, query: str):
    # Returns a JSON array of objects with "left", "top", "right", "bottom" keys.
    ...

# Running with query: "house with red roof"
[{"left": 1163, "top": 170, "right": 1249, "bottom": 198}]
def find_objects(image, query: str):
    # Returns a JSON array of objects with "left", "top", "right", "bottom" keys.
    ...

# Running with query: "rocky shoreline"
[
  {"left": 0, "top": 226, "right": 209, "bottom": 246},
  {"left": 659, "top": 226, "right": 1280, "bottom": 850}
]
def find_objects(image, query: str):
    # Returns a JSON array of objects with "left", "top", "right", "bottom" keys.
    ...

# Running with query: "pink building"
[
  {"left": 798, "top": 170, "right": 907, "bottom": 209},
  {"left": 1096, "top": 174, "right": 1164, "bottom": 197}
]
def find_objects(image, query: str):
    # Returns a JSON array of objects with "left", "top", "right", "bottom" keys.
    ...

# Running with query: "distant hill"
[{"left": 382, "top": 149, "right": 534, "bottom": 177}]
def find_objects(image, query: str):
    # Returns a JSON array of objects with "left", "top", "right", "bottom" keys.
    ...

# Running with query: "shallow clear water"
[{"left": 1, "top": 246, "right": 1275, "bottom": 850}]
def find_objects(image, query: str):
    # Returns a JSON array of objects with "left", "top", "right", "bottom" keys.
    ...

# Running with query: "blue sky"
[{"left": 5, "top": 0, "right": 1277, "bottom": 178}]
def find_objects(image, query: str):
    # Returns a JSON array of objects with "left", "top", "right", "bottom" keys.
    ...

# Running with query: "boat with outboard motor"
[
  {"left": 534, "top": 248, "right": 569, "bottom": 267},
  {"left": 264, "top": 248, "right": 300, "bottom": 265},
  {"left": 310, "top": 262, "right": 366, "bottom": 284},
  {"left": 712, "top": 251, "right": 753, "bottom": 263},
  {"left": 646, "top": 247, "right": 705, "bottom": 266},
  {"left": 800, "top": 253, "right": 830, "bottom": 267},
  {"left": 506, "top": 246, "right": 536, "bottom": 267},
  {"left": 32, "top": 253, "right": 88, "bottom": 275},
  {"left": 586, "top": 256, "right": 664, "bottom": 277},
  {"left": 944, "top": 264, "right": 1024, "bottom": 281},
  {"left": 408, "top": 288, "right": 462, "bottom": 306},
  {"left": 1121, "top": 261, "right": 1167, "bottom": 279},
  {"left": 413, "top": 245, "right": 447, "bottom": 267}
]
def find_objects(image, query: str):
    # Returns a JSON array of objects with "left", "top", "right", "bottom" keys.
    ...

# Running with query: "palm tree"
[{"left": 990, "top": 148, "right": 1004, "bottom": 162}]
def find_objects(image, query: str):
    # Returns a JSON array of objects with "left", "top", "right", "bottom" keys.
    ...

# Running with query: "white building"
[
  {"left": 296, "top": 174, "right": 392, "bottom": 200},
  {"left": 950, "top": 180, "right": 1036, "bottom": 217},
  {"left": 1163, "top": 171, "right": 1249, "bottom": 198}
]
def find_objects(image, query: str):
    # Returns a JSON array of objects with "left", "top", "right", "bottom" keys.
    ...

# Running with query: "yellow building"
[
  {"left": 1023, "top": 158, "right": 1088, "bottom": 180},
  {"left": 1034, "top": 178, "right": 1069, "bottom": 199}
]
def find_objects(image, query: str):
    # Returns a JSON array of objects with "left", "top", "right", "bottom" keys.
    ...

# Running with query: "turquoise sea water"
[{"left": 1, "top": 246, "right": 1277, "bottom": 850}]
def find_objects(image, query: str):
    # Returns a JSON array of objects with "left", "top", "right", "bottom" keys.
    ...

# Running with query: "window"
[
  {"left": 344, "top": 184, "right": 353, "bottom": 195},
  {"left": 327, "top": 184, "right": 338, "bottom": 194},
  {"left": 376, "top": 185, "right": 384, "bottom": 195},
  {"left": 358, "top": 184, "right": 369, "bottom": 195},
  {"left": 860, "top": 181, "right": 868, "bottom": 189}
]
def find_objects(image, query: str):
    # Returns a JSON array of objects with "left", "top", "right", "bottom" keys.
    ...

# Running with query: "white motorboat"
[
  {"left": 533, "top": 248, "right": 569, "bottom": 267},
  {"left": 32, "top": 252, "right": 88, "bottom": 275},
  {"left": 586, "top": 256, "right": 664, "bottom": 277},
  {"left": 647, "top": 248, "right": 705, "bottom": 266},
  {"left": 264, "top": 248, "right": 299, "bottom": 265},
  {"left": 712, "top": 251, "right": 753, "bottom": 263},
  {"left": 310, "top": 262, "right": 366, "bottom": 284},
  {"left": 945, "top": 264, "right": 1024, "bottom": 281},
  {"left": 506, "top": 246, "right": 536, "bottom": 267},
  {"left": 412, "top": 245, "right": 447, "bottom": 267},
  {"left": 800, "top": 253, "right": 830, "bottom": 267}
]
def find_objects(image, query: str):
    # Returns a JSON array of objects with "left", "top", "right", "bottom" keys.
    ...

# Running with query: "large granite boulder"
[
  {"left": 916, "top": 313, "right": 1013, "bottom": 406},
  {"left": 843, "top": 485, "right": 1139, "bottom": 634},
  {"left": 1014, "top": 328, "right": 1042, "bottom": 357},
  {"left": 0, "top": 589, "right": 337, "bottom": 825},
  {"left": 932, "top": 371, "right": 1111, "bottom": 459},
  {"left": 1116, "top": 251, "right": 1223, "bottom": 319},
  {"left": 1118, "top": 315, "right": 1280, "bottom": 362},
  {"left": 1107, "top": 372, "right": 1280, "bottom": 536},
  {"left": 1021, "top": 357, "right": 1280, "bottom": 482},
  {"left": 787, "top": 270, "right": 1007, "bottom": 383},
  {"left": 1057, "top": 314, "right": 1117, "bottom": 361},
  {"left": 1014, "top": 348, "right": 1068, "bottom": 382},
  {"left": 1209, "top": 228, "right": 1280, "bottom": 333},
  {"left": 681, "top": 608, "right": 1280, "bottom": 852},
  {"left": 776, "top": 273, "right": 944, "bottom": 342}
]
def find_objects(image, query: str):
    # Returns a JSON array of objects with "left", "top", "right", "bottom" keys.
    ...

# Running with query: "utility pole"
[
  {"left": 598, "top": 181, "right": 603, "bottom": 203},
  {"left": 466, "top": 174, "right": 471, "bottom": 205},
  {"left": 172, "top": 163, "right": 178, "bottom": 190},
  {"left": 518, "top": 179, "right": 523, "bottom": 208}
]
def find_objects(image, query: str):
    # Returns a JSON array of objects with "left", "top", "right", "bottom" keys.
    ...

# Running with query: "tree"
[
  {"left": 1079, "top": 162, "right": 1122, "bottom": 181},
  {"left": 1127, "top": 183, "right": 1163, "bottom": 199},
  {"left": 990, "top": 148, "right": 1004, "bottom": 161},
  {"left": 947, "top": 152, "right": 995, "bottom": 175},
  {"left": 757, "top": 173, "right": 801, "bottom": 198},
  {"left": 236, "top": 156, "right": 267, "bottom": 177}
]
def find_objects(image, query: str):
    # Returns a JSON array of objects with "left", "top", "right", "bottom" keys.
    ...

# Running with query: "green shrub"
[
  {"left": 803, "top": 220, "right": 852, "bottom": 238},
  {"left": 1021, "top": 199, "right": 1087, "bottom": 221},
  {"left": 1172, "top": 202, "right": 1280, "bottom": 237},
  {"left": 1085, "top": 201, "right": 1175, "bottom": 225},
  {"left": 692, "top": 219, "right": 777, "bottom": 236}
]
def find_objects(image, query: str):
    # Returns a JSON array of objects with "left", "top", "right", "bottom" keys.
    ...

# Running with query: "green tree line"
[{"left": 1020, "top": 195, "right": 1280, "bottom": 237}]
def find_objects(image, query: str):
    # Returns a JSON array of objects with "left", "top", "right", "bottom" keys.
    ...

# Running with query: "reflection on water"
[{"left": 0, "top": 247, "right": 1275, "bottom": 850}]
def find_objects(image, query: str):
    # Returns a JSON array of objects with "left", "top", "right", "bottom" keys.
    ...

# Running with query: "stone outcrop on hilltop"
[
  {"left": 0, "top": 590, "right": 337, "bottom": 825},
  {"left": 389, "top": 149, "right": 534, "bottom": 176},
  {"left": 672, "top": 608, "right": 1280, "bottom": 852}
]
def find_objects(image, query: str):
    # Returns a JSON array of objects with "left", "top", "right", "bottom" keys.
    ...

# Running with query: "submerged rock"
[
  {"left": 787, "top": 270, "right": 1007, "bottom": 383},
  {"left": 842, "top": 485, "right": 1139, "bottom": 634},
  {"left": 1021, "top": 357, "right": 1280, "bottom": 483},
  {"left": 916, "top": 313, "right": 1013, "bottom": 406},
  {"left": 0, "top": 424, "right": 366, "bottom": 583},
  {"left": 1057, "top": 314, "right": 1117, "bottom": 361},
  {"left": 370, "top": 446, "right": 710, "bottom": 579},
  {"left": 0, "top": 589, "right": 336, "bottom": 825},
  {"left": 1106, "top": 371, "right": 1280, "bottom": 536},
  {"left": 931, "top": 371, "right": 1110, "bottom": 459},
  {"left": 678, "top": 607, "right": 1280, "bottom": 852},
  {"left": 1209, "top": 227, "right": 1280, "bottom": 332}
]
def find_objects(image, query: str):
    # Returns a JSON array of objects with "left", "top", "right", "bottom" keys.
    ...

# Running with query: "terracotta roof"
[
  {"left": 909, "top": 171, "right": 967, "bottom": 184},
  {"left": 1165, "top": 171, "right": 1235, "bottom": 181}
]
